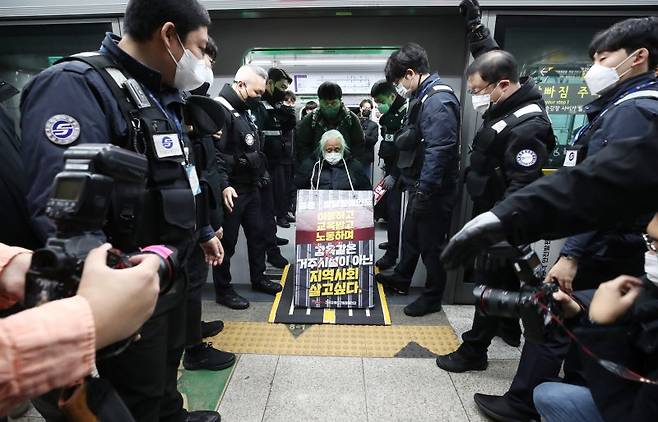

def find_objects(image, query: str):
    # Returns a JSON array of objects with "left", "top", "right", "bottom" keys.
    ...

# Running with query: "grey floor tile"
[
  {"left": 443, "top": 305, "right": 522, "bottom": 360},
  {"left": 388, "top": 304, "right": 450, "bottom": 326},
  {"left": 218, "top": 354, "right": 279, "bottom": 422},
  {"left": 448, "top": 359, "right": 520, "bottom": 422},
  {"left": 262, "top": 356, "right": 367, "bottom": 422},
  {"left": 363, "top": 357, "right": 468, "bottom": 422}
]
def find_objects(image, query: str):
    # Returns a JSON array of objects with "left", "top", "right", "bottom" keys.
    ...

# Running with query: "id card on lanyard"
[{"left": 147, "top": 91, "right": 201, "bottom": 196}]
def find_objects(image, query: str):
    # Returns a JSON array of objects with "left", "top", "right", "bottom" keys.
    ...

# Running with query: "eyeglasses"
[
  {"left": 467, "top": 82, "right": 494, "bottom": 96},
  {"left": 643, "top": 233, "right": 658, "bottom": 252}
]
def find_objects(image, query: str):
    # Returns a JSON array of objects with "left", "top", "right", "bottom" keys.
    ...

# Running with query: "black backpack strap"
[{"left": 56, "top": 52, "right": 139, "bottom": 148}]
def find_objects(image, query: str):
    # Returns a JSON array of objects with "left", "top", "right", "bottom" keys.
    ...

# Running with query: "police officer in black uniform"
[
  {"left": 182, "top": 37, "right": 237, "bottom": 372},
  {"left": 20, "top": 1, "right": 222, "bottom": 421},
  {"left": 436, "top": 3, "right": 556, "bottom": 376},
  {"left": 375, "top": 43, "right": 461, "bottom": 317},
  {"left": 370, "top": 80, "right": 407, "bottom": 270},
  {"left": 441, "top": 14, "right": 658, "bottom": 422},
  {"left": 251, "top": 67, "right": 293, "bottom": 268},
  {"left": 358, "top": 99, "right": 379, "bottom": 182},
  {"left": 213, "top": 65, "right": 283, "bottom": 310}
]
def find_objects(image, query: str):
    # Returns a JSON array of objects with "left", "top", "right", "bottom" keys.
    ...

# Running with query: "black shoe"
[
  {"left": 184, "top": 343, "right": 236, "bottom": 371},
  {"left": 276, "top": 236, "right": 289, "bottom": 246},
  {"left": 201, "top": 320, "right": 224, "bottom": 338},
  {"left": 404, "top": 295, "right": 442, "bottom": 317},
  {"left": 473, "top": 393, "right": 539, "bottom": 422},
  {"left": 436, "top": 350, "right": 487, "bottom": 373},
  {"left": 285, "top": 212, "right": 296, "bottom": 223},
  {"left": 215, "top": 289, "right": 249, "bottom": 309},
  {"left": 267, "top": 252, "right": 289, "bottom": 269},
  {"left": 375, "top": 272, "right": 409, "bottom": 295},
  {"left": 276, "top": 217, "right": 291, "bottom": 228},
  {"left": 185, "top": 410, "right": 221, "bottom": 422},
  {"left": 376, "top": 252, "right": 397, "bottom": 270},
  {"left": 253, "top": 278, "right": 283, "bottom": 295},
  {"left": 498, "top": 332, "right": 521, "bottom": 348},
  {"left": 378, "top": 241, "right": 389, "bottom": 250}
]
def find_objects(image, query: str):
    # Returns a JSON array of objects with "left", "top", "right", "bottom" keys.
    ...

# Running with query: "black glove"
[
  {"left": 459, "top": 0, "right": 482, "bottom": 29},
  {"left": 411, "top": 191, "right": 432, "bottom": 217},
  {"left": 441, "top": 211, "right": 506, "bottom": 269}
]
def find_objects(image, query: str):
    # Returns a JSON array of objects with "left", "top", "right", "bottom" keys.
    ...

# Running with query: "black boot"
[
  {"left": 378, "top": 241, "right": 389, "bottom": 250},
  {"left": 185, "top": 410, "right": 221, "bottom": 422},
  {"left": 285, "top": 212, "right": 296, "bottom": 223},
  {"left": 473, "top": 393, "right": 540, "bottom": 422},
  {"left": 201, "top": 320, "right": 224, "bottom": 338},
  {"left": 276, "top": 236, "right": 289, "bottom": 246},
  {"left": 215, "top": 288, "right": 249, "bottom": 309},
  {"left": 436, "top": 350, "right": 487, "bottom": 373},
  {"left": 183, "top": 343, "right": 236, "bottom": 371},
  {"left": 267, "top": 251, "right": 289, "bottom": 269},
  {"left": 276, "top": 216, "right": 291, "bottom": 228},
  {"left": 375, "top": 272, "right": 410, "bottom": 295},
  {"left": 253, "top": 278, "right": 283, "bottom": 295},
  {"left": 376, "top": 251, "right": 397, "bottom": 270},
  {"left": 404, "top": 294, "right": 442, "bottom": 317}
]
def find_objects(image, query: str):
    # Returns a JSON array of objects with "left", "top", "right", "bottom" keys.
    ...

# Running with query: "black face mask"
[
  {"left": 361, "top": 109, "right": 372, "bottom": 118},
  {"left": 271, "top": 87, "right": 286, "bottom": 103},
  {"left": 245, "top": 96, "right": 261, "bottom": 110}
]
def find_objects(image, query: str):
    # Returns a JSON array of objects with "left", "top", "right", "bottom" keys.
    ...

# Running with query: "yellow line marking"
[
  {"left": 322, "top": 308, "right": 336, "bottom": 324},
  {"left": 377, "top": 281, "right": 392, "bottom": 326},
  {"left": 268, "top": 264, "right": 289, "bottom": 323}
]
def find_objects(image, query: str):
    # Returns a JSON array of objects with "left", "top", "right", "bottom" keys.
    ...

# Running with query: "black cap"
[{"left": 268, "top": 67, "right": 292, "bottom": 84}]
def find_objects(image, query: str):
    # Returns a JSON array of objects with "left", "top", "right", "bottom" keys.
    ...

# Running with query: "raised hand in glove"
[
  {"left": 441, "top": 211, "right": 506, "bottom": 269},
  {"left": 459, "top": 0, "right": 482, "bottom": 28},
  {"left": 382, "top": 175, "right": 397, "bottom": 191}
]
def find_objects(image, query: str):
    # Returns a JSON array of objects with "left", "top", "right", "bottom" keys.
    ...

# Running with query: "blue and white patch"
[
  {"left": 45, "top": 114, "right": 80, "bottom": 145},
  {"left": 153, "top": 133, "right": 183, "bottom": 159},
  {"left": 516, "top": 149, "right": 538, "bottom": 167},
  {"left": 244, "top": 133, "right": 255, "bottom": 147}
]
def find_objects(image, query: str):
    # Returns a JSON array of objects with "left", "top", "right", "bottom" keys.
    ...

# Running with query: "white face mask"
[
  {"left": 395, "top": 82, "right": 410, "bottom": 99},
  {"left": 202, "top": 66, "right": 215, "bottom": 90},
  {"left": 323, "top": 151, "right": 343, "bottom": 165},
  {"left": 644, "top": 251, "right": 658, "bottom": 287},
  {"left": 471, "top": 93, "right": 491, "bottom": 113},
  {"left": 584, "top": 50, "right": 639, "bottom": 95},
  {"left": 167, "top": 34, "right": 208, "bottom": 91}
]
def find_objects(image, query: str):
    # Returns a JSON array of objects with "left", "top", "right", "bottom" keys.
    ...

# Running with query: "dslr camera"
[
  {"left": 473, "top": 245, "right": 561, "bottom": 343},
  {"left": 25, "top": 144, "right": 177, "bottom": 309}
]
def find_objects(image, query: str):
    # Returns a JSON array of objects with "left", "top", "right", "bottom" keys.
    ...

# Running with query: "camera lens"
[{"left": 474, "top": 285, "right": 524, "bottom": 319}]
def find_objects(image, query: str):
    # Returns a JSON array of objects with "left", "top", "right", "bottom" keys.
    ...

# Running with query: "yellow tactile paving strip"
[{"left": 209, "top": 321, "right": 460, "bottom": 358}]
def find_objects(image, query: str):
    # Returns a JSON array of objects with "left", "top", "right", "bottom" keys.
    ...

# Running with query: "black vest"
[
  {"left": 466, "top": 102, "right": 548, "bottom": 207},
  {"left": 56, "top": 53, "right": 197, "bottom": 252},
  {"left": 216, "top": 94, "right": 265, "bottom": 190}
]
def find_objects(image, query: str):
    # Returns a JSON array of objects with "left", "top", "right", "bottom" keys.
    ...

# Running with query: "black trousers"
[
  {"left": 96, "top": 300, "right": 186, "bottom": 422},
  {"left": 260, "top": 181, "right": 281, "bottom": 256},
  {"left": 213, "top": 190, "right": 266, "bottom": 291},
  {"left": 458, "top": 263, "right": 522, "bottom": 358},
  {"left": 395, "top": 188, "right": 456, "bottom": 299},
  {"left": 270, "top": 162, "right": 292, "bottom": 219},
  {"left": 385, "top": 184, "right": 402, "bottom": 259},
  {"left": 185, "top": 245, "right": 207, "bottom": 348},
  {"left": 504, "top": 255, "right": 645, "bottom": 415}
]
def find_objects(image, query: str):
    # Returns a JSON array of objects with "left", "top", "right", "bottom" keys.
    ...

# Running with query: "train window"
[
  {"left": 494, "top": 15, "right": 636, "bottom": 168},
  {"left": 0, "top": 22, "right": 113, "bottom": 124}
]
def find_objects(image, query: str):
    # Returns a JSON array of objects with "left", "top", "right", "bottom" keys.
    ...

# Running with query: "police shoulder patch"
[
  {"left": 245, "top": 133, "right": 255, "bottom": 146},
  {"left": 45, "top": 114, "right": 81, "bottom": 146},
  {"left": 516, "top": 149, "right": 538, "bottom": 167}
]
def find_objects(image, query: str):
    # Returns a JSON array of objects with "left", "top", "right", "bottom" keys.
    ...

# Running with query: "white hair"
[
  {"left": 234, "top": 64, "right": 267, "bottom": 83},
  {"left": 318, "top": 129, "right": 349, "bottom": 154}
]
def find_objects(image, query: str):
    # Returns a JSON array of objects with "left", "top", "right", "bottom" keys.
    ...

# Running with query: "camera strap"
[{"left": 536, "top": 298, "right": 658, "bottom": 386}]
